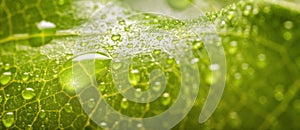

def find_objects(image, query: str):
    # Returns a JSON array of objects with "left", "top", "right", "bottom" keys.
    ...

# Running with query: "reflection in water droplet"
[
  {"left": 64, "top": 103, "right": 73, "bottom": 113},
  {"left": 87, "top": 98, "right": 95, "bottom": 108},
  {"left": 2, "top": 112, "right": 14, "bottom": 128},
  {"left": 0, "top": 72, "right": 12, "bottom": 85},
  {"left": 21, "top": 88, "right": 36, "bottom": 100}
]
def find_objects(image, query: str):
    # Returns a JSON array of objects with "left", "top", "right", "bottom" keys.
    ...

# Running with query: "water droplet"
[
  {"left": 2, "top": 112, "right": 14, "bottom": 128},
  {"left": 153, "top": 49, "right": 161, "bottom": 55},
  {"left": 22, "top": 88, "right": 36, "bottom": 100},
  {"left": 39, "top": 109, "right": 46, "bottom": 119},
  {"left": 87, "top": 98, "right": 95, "bottom": 108},
  {"left": 101, "top": 14, "right": 106, "bottom": 19},
  {"left": 111, "top": 34, "right": 121, "bottom": 41},
  {"left": 284, "top": 21, "right": 293, "bottom": 29},
  {"left": 243, "top": 5, "right": 252, "bottom": 16},
  {"left": 99, "top": 82, "right": 106, "bottom": 91},
  {"left": 162, "top": 93, "right": 171, "bottom": 106},
  {"left": 192, "top": 40, "right": 203, "bottom": 50},
  {"left": 283, "top": 31, "right": 293, "bottom": 41},
  {"left": 166, "top": 0, "right": 193, "bottom": 10},
  {"left": 22, "top": 72, "right": 29, "bottom": 81},
  {"left": 121, "top": 98, "right": 129, "bottom": 109},
  {"left": 258, "top": 54, "right": 266, "bottom": 61},
  {"left": 0, "top": 72, "right": 12, "bottom": 85},
  {"left": 137, "top": 123, "right": 143, "bottom": 128},
  {"left": 129, "top": 70, "right": 141, "bottom": 86},
  {"left": 100, "top": 122, "right": 107, "bottom": 127},
  {"left": 119, "top": 20, "right": 126, "bottom": 25},
  {"left": 64, "top": 103, "right": 73, "bottom": 113},
  {"left": 37, "top": 20, "right": 56, "bottom": 30}
]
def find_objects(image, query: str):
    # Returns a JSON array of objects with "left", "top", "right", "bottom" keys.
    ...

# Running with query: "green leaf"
[{"left": 1, "top": 0, "right": 300, "bottom": 129}]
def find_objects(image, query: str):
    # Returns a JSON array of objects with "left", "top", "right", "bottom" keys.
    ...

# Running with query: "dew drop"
[
  {"left": 162, "top": 93, "right": 171, "bottom": 106},
  {"left": 39, "top": 109, "right": 46, "bottom": 119},
  {"left": 121, "top": 98, "right": 129, "bottom": 109},
  {"left": 284, "top": 21, "right": 293, "bottom": 29},
  {"left": 22, "top": 72, "right": 29, "bottom": 81},
  {"left": 111, "top": 34, "right": 121, "bottom": 41},
  {"left": 0, "top": 72, "right": 12, "bottom": 85},
  {"left": 2, "top": 112, "right": 14, "bottom": 128},
  {"left": 87, "top": 98, "right": 95, "bottom": 108},
  {"left": 129, "top": 70, "right": 141, "bottom": 86},
  {"left": 21, "top": 88, "right": 36, "bottom": 100},
  {"left": 37, "top": 20, "right": 56, "bottom": 30},
  {"left": 192, "top": 40, "right": 203, "bottom": 50},
  {"left": 64, "top": 103, "right": 73, "bottom": 113}
]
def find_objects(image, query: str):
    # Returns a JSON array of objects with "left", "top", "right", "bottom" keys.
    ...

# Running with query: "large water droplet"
[
  {"left": 0, "top": 72, "right": 12, "bottom": 85},
  {"left": 2, "top": 112, "right": 14, "bottom": 128},
  {"left": 64, "top": 103, "right": 73, "bottom": 113},
  {"left": 21, "top": 88, "right": 36, "bottom": 100}
]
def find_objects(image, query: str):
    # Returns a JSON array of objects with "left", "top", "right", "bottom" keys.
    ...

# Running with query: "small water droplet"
[
  {"left": 100, "top": 122, "right": 107, "bottom": 127},
  {"left": 243, "top": 5, "right": 252, "bottom": 16},
  {"left": 258, "top": 54, "right": 266, "bottom": 61},
  {"left": 22, "top": 72, "right": 29, "bottom": 81},
  {"left": 153, "top": 49, "right": 161, "bottom": 55},
  {"left": 119, "top": 20, "right": 126, "bottom": 25},
  {"left": 39, "top": 109, "right": 46, "bottom": 119},
  {"left": 87, "top": 98, "right": 95, "bottom": 108},
  {"left": 22, "top": 88, "right": 36, "bottom": 100},
  {"left": 284, "top": 21, "right": 293, "bottom": 29},
  {"left": 283, "top": 31, "right": 293, "bottom": 41},
  {"left": 162, "top": 93, "right": 171, "bottom": 106},
  {"left": 111, "top": 34, "right": 121, "bottom": 41},
  {"left": 2, "top": 112, "right": 14, "bottom": 128},
  {"left": 64, "top": 103, "right": 73, "bottom": 113},
  {"left": 37, "top": 20, "right": 56, "bottom": 30},
  {"left": 192, "top": 40, "right": 203, "bottom": 50},
  {"left": 0, "top": 72, "right": 12, "bottom": 85},
  {"left": 121, "top": 98, "right": 129, "bottom": 109}
]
